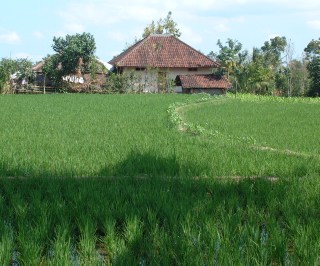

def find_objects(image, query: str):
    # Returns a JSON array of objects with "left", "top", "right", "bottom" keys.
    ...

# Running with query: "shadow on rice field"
[
  {"left": 1, "top": 150, "right": 320, "bottom": 264},
  {"left": 0, "top": 93, "right": 319, "bottom": 264}
]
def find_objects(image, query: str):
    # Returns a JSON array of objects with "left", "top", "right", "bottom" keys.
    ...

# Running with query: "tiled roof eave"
[
  {"left": 117, "top": 64, "right": 218, "bottom": 68},
  {"left": 177, "top": 74, "right": 232, "bottom": 90},
  {"left": 109, "top": 35, "right": 220, "bottom": 68}
]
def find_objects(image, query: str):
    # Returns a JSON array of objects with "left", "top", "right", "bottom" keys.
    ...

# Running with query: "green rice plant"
[
  {"left": 122, "top": 216, "right": 144, "bottom": 264},
  {"left": 184, "top": 94, "right": 320, "bottom": 156},
  {"left": 77, "top": 220, "right": 101, "bottom": 265},
  {"left": 47, "top": 226, "right": 72, "bottom": 266},
  {"left": 0, "top": 222, "right": 14, "bottom": 265},
  {"left": 143, "top": 209, "right": 172, "bottom": 264},
  {"left": 0, "top": 175, "right": 319, "bottom": 264},
  {"left": 103, "top": 218, "right": 126, "bottom": 265},
  {"left": 0, "top": 94, "right": 319, "bottom": 263},
  {"left": 16, "top": 224, "right": 44, "bottom": 265},
  {"left": 0, "top": 93, "right": 319, "bottom": 179}
]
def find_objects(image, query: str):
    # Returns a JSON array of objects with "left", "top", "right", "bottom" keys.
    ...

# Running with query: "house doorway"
[{"left": 157, "top": 71, "right": 167, "bottom": 93}]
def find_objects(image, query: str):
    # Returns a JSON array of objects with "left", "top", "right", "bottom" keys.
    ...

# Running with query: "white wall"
[{"left": 123, "top": 67, "right": 213, "bottom": 93}]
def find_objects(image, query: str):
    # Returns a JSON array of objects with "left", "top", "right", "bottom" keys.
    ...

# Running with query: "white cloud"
[
  {"left": 107, "top": 31, "right": 127, "bottom": 42},
  {"left": 221, "top": 0, "right": 319, "bottom": 7},
  {"left": 0, "top": 31, "right": 20, "bottom": 44},
  {"left": 33, "top": 31, "right": 44, "bottom": 39},
  {"left": 180, "top": 25, "right": 203, "bottom": 46},
  {"left": 58, "top": 0, "right": 320, "bottom": 22},
  {"left": 307, "top": 20, "right": 320, "bottom": 30},
  {"left": 53, "top": 31, "right": 67, "bottom": 38},
  {"left": 52, "top": 0, "right": 319, "bottom": 61},
  {"left": 268, "top": 33, "right": 281, "bottom": 39},
  {"left": 11, "top": 52, "right": 33, "bottom": 59},
  {"left": 53, "top": 23, "right": 85, "bottom": 37},
  {"left": 176, "top": 0, "right": 320, "bottom": 13},
  {"left": 10, "top": 52, "right": 42, "bottom": 61},
  {"left": 59, "top": 2, "right": 160, "bottom": 26},
  {"left": 65, "top": 23, "right": 86, "bottom": 33},
  {"left": 214, "top": 23, "right": 230, "bottom": 33}
]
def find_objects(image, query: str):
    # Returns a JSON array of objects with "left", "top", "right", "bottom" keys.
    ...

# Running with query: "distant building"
[
  {"left": 32, "top": 58, "right": 109, "bottom": 93},
  {"left": 109, "top": 34, "right": 230, "bottom": 94},
  {"left": 176, "top": 74, "right": 231, "bottom": 95}
]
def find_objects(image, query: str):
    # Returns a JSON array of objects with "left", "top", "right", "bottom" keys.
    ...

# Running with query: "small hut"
[{"left": 175, "top": 74, "right": 231, "bottom": 95}]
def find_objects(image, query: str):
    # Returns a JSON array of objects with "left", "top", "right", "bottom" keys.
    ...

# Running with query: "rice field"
[{"left": 0, "top": 93, "right": 319, "bottom": 264}]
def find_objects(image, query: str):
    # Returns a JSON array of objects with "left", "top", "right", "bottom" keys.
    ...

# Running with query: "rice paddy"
[{"left": 0, "top": 93, "right": 319, "bottom": 264}]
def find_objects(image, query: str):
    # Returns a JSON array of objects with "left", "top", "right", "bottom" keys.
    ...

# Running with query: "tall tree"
[
  {"left": 289, "top": 59, "right": 309, "bottom": 96},
  {"left": 42, "top": 54, "right": 62, "bottom": 87},
  {"left": 304, "top": 38, "right": 320, "bottom": 96},
  {"left": 45, "top": 32, "right": 96, "bottom": 78},
  {"left": 209, "top": 39, "right": 248, "bottom": 92},
  {"left": 43, "top": 32, "right": 96, "bottom": 90},
  {"left": 247, "top": 48, "right": 274, "bottom": 94},
  {"left": 118, "top": 12, "right": 181, "bottom": 62},
  {"left": 250, "top": 36, "right": 287, "bottom": 95},
  {"left": 142, "top": 11, "right": 181, "bottom": 38},
  {"left": 284, "top": 39, "right": 295, "bottom": 96},
  {"left": 261, "top": 36, "right": 287, "bottom": 68}
]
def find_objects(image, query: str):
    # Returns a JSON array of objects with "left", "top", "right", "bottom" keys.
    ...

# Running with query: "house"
[
  {"left": 31, "top": 58, "right": 109, "bottom": 93},
  {"left": 32, "top": 61, "right": 56, "bottom": 91},
  {"left": 176, "top": 74, "right": 231, "bottom": 95},
  {"left": 109, "top": 34, "right": 228, "bottom": 94}
]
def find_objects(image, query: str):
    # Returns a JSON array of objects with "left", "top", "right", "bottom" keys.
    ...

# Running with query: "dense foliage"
[
  {"left": 42, "top": 32, "right": 97, "bottom": 90},
  {"left": 52, "top": 32, "right": 96, "bottom": 76},
  {"left": 0, "top": 58, "right": 34, "bottom": 93},
  {"left": 209, "top": 36, "right": 314, "bottom": 96},
  {"left": 304, "top": 38, "right": 320, "bottom": 96}
]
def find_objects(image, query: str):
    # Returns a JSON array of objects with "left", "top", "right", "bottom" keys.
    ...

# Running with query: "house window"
[
  {"left": 135, "top": 67, "right": 146, "bottom": 71},
  {"left": 188, "top": 68, "right": 198, "bottom": 72}
]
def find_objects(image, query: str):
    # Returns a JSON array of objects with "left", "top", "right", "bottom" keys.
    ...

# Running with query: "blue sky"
[{"left": 1, "top": 0, "right": 320, "bottom": 64}]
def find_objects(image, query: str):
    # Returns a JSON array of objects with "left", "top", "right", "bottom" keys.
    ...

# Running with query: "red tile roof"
[
  {"left": 109, "top": 34, "right": 220, "bottom": 68},
  {"left": 176, "top": 74, "right": 231, "bottom": 89}
]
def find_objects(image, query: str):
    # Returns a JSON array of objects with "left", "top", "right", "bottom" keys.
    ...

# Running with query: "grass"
[
  {"left": 0, "top": 93, "right": 319, "bottom": 264},
  {"left": 0, "top": 176, "right": 319, "bottom": 264},
  {"left": 183, "top": 94, "right": 320, "bottom": 154}
]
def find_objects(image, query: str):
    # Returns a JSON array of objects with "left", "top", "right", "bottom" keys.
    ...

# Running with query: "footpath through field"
[{"left": 171, "top": 95, "right": 320, "bottom": 160}]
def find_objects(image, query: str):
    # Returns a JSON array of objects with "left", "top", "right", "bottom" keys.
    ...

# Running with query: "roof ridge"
[
  {"left": 109, "top": 34, "right": 220, "bottom": 68},
  {"left": 171, "top": 36, "right": 220, "bottom": 68},
  {"left": 150, "top": 33, "right": 172, "bottom": 37},
  {"left": 108, "top": 35, "right": 149, "bottom": 65}
]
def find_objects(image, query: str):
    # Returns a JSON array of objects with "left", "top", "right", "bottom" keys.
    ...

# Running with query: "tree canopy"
[
  {"left": 261, "top": 36, "right": 287, "bottom": 67},
  {"left": 209, "top": 39, "right": 248, "bottom": 77},
  {"left": 304, "top": 38, "right": 320, "bottom": 96},
  {"left": 209, "top": 39, "right": 248, "bottom": 92},
  {"left": 52, "top": 32, "right": 96, "bottom": 75},
  {"left": 42, "top": 32, "right": 97, "bottom": 89},
  {"left": 120, "top": 12, "right": 181, "bottom": 56},
  {"left": 209, "top": 36, "right": 296, "bottom": 95},
  {"left": 142, "top": 11, "right": 181, "bottom": 38}
]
